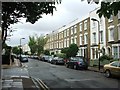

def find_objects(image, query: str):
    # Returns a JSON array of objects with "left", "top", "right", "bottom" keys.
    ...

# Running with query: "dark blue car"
[{"left": 66, "top": 56, "right": 88, "bottom": 70}]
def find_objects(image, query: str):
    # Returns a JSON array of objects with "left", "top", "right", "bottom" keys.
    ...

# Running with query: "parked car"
[
  {"left": 47, "top": 56, "right": 53, "bottom": 63},
  {"left": 19, "top": 55, "right": 28, "bottom": 62},
  {"left": 42, "top": 55, "right": 50, "bottom": 62},
  {"left": 51, "top": 57, "right": 64, "bottom": 65},
  {"left": 33, "top": 55, "right": 39, "bottom": 60},
  {"left": 66, "top": 56, "right": 88, "bottom": 70},
  {"left": 103, "top": 61, "right": 120, "bottom": 78}
]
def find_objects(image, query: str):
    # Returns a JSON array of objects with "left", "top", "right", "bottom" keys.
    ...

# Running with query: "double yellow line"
[{"left": 32, "top": 78, "right": 50, "bottom": 90}]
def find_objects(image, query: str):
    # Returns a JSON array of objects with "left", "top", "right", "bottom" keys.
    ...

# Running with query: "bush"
[
  {"left": 56, "top": 53, "right": 66, "bottom": 58},
  {"left": 99, "top": 55, "right": 113, "bottom": 62}
]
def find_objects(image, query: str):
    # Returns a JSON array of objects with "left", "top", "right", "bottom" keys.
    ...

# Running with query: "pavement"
[
  {"left": 1, "top": 58, "right": 104, "bottom": 90},
  {"left": 88, "top": 66, "right": 104, "bottom": 73},
  {"left": 1, "top": 59, "right": 42, "bottom": 90},
  {"left": 2, "top": 58, "right": 22, "bottom": 69}
]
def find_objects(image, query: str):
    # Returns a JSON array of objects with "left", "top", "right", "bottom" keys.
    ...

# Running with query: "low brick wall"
[{"left": 2, "top": 55, "right": 10, "bottom": 65}]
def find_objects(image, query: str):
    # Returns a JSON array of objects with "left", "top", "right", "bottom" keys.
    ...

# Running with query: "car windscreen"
[
  {"left": 71, "top": 57, "right": 84, "bottom": 62},
  {"left": 58, "top": 58, "right": 63, "bottom": 60}
]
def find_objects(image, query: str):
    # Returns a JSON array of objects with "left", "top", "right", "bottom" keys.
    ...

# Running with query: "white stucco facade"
[
  {"left": 22, "top": 44, "right": 30, "bottom": 53},
  {"left": 89, "top": 8, "right": 107, "bottom": 60}
]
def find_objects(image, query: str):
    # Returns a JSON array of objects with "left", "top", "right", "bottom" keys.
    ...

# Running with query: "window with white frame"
[
  {"left": 72, "top": 37, "right": 74, "bottom": 44},
  {"left": 80, "top": 49, "right": 83, "bottom": 56},
  {"left": 93, "top": 33, "right": 96, "bottom": 44},
  {"left": 100, "top": 31, "right": 103, "bottom": 43},
  {"left": 59, "top": 33, "right": 61, "bottom": 39},
  {"left": 84, "top": 34, "right": 88, "bottom": 44},
  {"left": 74, "top": 36, "right": 77, "bottom": 44},
  {"left": 74, "top": 25, "right": 77, "bottom": 34},
  {"left": 79, "top": 23, "right": 82, "bottom": 32},
  {"left": 80, "top": 35, "right": 82, "bottom": 45},
  {"left": 60, "top": 41, "right": 62, "bottom": 48},
  {"left": 67, "top": 38, "right": 69, "bottom": 47},
  {"left": 113, "top": 46, "right": 118, "bottom": 59},
  {"left": 62, "top": 32, "right": 63, "bottom": 38},
  {"left": 59, "top": 42, "right": 60, "bottom": 48},
  {"left": 54, "top": 42, "right": 57, "bottom": 48},
  {"left": 67, "top": 29, "right": 69, "bottom": 36},
  {"left": 109, "top": 28, "right": 114, "bottom": 41},
  {"left": 64, "top": 39, "right": 66, "bottom": 48},
  {"left": 108, "top": 15, "right": 113, "bottom": 22},
  {"left": 71, "top": 27, "right": 74, "bottom": 35},
  {"left": 60, "top": 32, "right": 62, "bottom": 39},
  {"left": 71, "top": 37, "right": 74, "bottom": 44},
  {"left": 57, "top": 42, "right": 58, "bottom": 48},
  {"left": 118, "top": 25, "right": 120, "bottom": 40},
  {"left": 92, "top": 21, "right": 96, "bottom": 29},
  {"left": 100, "top": 18, "right": 103, "bottom": 25},
  {"left": 118, "top": 11, "right": 120, "bottom": 19},
  {"left": 61, "top": 41, "right": 63, "bottom": 48},
  {"left": 64, "top": 30, "right": 66, "bottom": 38},
  {"left": 84, "top": 20, "right": 87, "bottom": 30}
]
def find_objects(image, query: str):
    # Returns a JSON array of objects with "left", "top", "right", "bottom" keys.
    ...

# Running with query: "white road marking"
[{"left": 65, "top": 78, "right": 95, "bottom": 82}]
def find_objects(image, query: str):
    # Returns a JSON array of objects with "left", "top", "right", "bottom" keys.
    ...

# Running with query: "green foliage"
[
  {"left": 97, "top": 2, "right": 120, "bottom": 19},
  {"left": 2, "top": 2, "right": 59, "bottom": 44},
  {"left": 36, "top": 35, "right": 48, "bottom": 55},
  {"left": 2, "top": 43, "right": 8, "bottom": 49},
  {"left": 67, "top": 43, "right": 79, "bottom": 58},
  {"left": 60, "top": 44, "right": 79, "bottom": 58},
  {"left": 3, "top": 46, "right": 12, "bottom": 55},
  {"left": 28, "top": 35, "right": 48, "bottom": 55},
  {"left": 44, "top": 50, "right": 50, "bottom": 55},
  {"left": 51, "top": 52, "right": 54, "bottom": 55},
  {"left": 28, "top": 36, "right": 37, "bottom": 55},
  {"left": 99, "top": 55, "right": 113, "bottom": 62},
  {"left": 56, "top": 53, "right": 66, "bottom": 58},
  {"left": 61, "top": 48, "right": 69, "bottom": 54},
  {"left": 85, "top": 0, "right": 120, "bottom": 19},
  {"left": 12, "top": 46, "right": 20, "bottom": 55}
]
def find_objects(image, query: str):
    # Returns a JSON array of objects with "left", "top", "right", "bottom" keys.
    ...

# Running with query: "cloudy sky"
[{"left": 6, "top": 0, "right": 100, "bottom": 46}]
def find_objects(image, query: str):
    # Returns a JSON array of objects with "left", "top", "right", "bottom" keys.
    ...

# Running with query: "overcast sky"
[{"left": 6, "top": 0, "right": 100, "bottom": 47}]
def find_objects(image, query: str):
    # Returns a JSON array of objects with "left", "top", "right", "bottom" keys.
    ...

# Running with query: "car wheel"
[
  {"left": 105, "top": 70, "right": 111, "bottom": 78},
  {"left": 66, "top": 64, "right": 69, "bottom": 68},
  {"left": 73, "top": 65, "right": 77, "bottom": 70},
  {"left": 54, "top": 62, "right": 57, "bottom": 65}
]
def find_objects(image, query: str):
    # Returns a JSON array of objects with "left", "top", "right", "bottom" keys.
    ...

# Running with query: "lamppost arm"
[
  {"left": 20, "top": 38, "right": 25, "bottom": 61},
  {"left": 91, "top": 18, "right": 100, "bottom": 71}
]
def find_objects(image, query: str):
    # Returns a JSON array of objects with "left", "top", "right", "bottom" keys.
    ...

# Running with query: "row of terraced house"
[{"left": 44, "top": 8, "right": 120, "bottom": 63}]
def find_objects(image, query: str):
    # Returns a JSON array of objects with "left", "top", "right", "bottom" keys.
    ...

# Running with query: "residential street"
[{"left": 20, "top": 58, "right": 120, "bottom": 89}]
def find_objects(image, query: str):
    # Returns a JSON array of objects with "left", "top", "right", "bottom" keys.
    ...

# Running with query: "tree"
[
  {"left": 28, "top": 35, "right": 48, "bottom": 55},
  {"left": 84, "top": 0, "right": 120, "bottom": 18},
  {"left": 61, "top": 44, "right": 79, "bottom": 58},
  {"left": 61, "top": 47, "right": 69, "bottom": 54},
  {"left": 44, "top": 50, "right": 50, "bottom": 55},
  {"left": 67, "top": 43, "right": 79, "bottom": 58},
  {"left": 97, "top": 2, "right": 120, "bottom": 18},
  {"left": 12, "top": 46, "right": 20, "bottom": 55},
  {"left": 2, "top": 2, "right": 61, "bottom": 45},
  {"left": 2, "top": 43, "right": 8, "bottom": 49},
  {"left": 28, "top": 36, "right": 37, "bottom": 55},
  {"left": 36, "top": 35, "right": 48, "bottom": 55}
]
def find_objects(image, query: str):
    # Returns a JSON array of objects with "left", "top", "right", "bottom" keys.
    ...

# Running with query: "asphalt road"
[{"left": 23, "top": 58, "right": 120, "bottom": 89}]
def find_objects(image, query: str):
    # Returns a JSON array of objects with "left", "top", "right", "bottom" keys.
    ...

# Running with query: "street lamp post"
[
  {"left": 91, "top": 18, "right": 100, "bottom": 71},
  {"left": 20, "top": 38, "right": 25, "bottom": 61}
]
